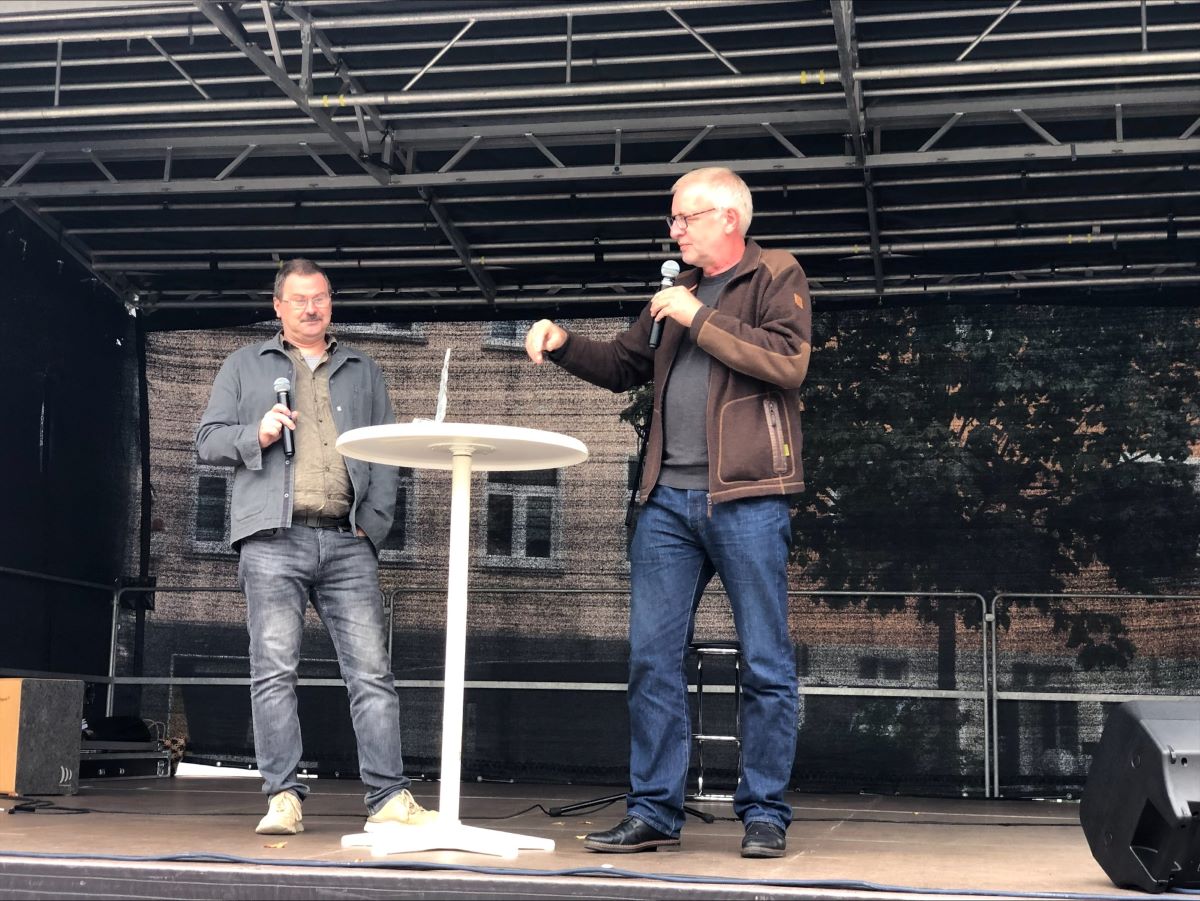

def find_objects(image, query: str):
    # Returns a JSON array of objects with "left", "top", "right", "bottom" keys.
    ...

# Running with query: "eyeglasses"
[
  {"left": 279, "top": 292, "right": 332, "bottom": 310},
  {"left": 665, "top": 207, "right": 719, "bottom": 232}
]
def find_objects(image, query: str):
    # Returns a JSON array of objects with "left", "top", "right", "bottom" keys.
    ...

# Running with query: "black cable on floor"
[
  {"left": 463, "top": 803, "right": 556, "bottom": 821},
  {"left": 544, "top": 796, "right": 623, "bottom": 817},
  {"left": 5, "top": 797, "right": 91, "bottom": 815}
]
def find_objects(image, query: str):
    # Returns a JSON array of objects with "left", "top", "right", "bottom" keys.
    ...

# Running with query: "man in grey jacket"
[
  {"left": 197, "top": 258, "right": 431, "bottom": 836},
  {"left": 525, "top": 168, "right": 810, "bottom": 858}
]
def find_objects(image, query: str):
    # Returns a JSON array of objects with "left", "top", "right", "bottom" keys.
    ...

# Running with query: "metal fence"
[
  {"left": 989, "top": 592, "right": 1200, "bottom": 798},
  {"left": 3, "top": 564, "right": 1196, "bottom": 799}
]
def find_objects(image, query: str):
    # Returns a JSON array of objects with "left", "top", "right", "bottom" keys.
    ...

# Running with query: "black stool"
[{"left": 688, "top": 640, "right": 743, "bottom": 802}]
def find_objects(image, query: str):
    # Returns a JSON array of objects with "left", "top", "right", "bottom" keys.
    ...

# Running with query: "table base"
[{"left": 341, "top": 817, "right": 556, "bottom": 859}]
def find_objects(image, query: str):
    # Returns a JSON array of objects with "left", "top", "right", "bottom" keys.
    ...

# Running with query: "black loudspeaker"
[
  {"left": 1080, "top": 700, "right": 1200, "bottom": 893},
  {"left": 0, "top": 678, "right": 85, "bottom": 796}
]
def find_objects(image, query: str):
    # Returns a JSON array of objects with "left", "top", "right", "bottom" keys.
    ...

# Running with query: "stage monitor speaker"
[
  {"left": 0, "top": 678, "right": 85, "bottom": 796},
  {"left": 1080, "top": 700, "right": 1200, "bottom": 893}
]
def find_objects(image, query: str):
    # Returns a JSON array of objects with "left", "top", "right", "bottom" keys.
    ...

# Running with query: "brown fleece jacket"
[{"left": 549, "top": 239, "right": 812, "bottom": 504}]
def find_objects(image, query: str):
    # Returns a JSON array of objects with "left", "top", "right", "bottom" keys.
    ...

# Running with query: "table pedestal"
[
  {"left": 339, "top": 442, "right": 554, "bottom": 858},
  {"left": 343, "top": 820, "right": 552, "bottom": 859}
]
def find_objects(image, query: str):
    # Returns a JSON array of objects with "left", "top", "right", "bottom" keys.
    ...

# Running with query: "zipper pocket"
[{"left": 763, "top": 397, "right": 788, "bottom": 474}]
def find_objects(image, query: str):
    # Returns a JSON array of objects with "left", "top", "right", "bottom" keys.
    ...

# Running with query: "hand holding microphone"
[
  {"left": 648, "top": 260, "right": 680, "bottom": 349},
  {"left": 647, "top": 259, "right": 705, "bottom": 350},
  {"left": 259, "top": 377, "right": 297, "bottom": 455}
]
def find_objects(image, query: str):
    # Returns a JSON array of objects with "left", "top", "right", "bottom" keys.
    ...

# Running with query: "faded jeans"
[
  {"left": 238, "top": 524, "right": 410, "bottom": 813},
  {"left": 626, "top": 486, "right": 798, "bottom": 836}
]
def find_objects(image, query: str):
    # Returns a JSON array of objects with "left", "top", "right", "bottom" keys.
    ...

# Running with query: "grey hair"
[
  {"left": 273, "top": 258, "right": 332, "bottom": 299},
  {"left": 671, "top": 167, "right": 753, "bottom": 236}
]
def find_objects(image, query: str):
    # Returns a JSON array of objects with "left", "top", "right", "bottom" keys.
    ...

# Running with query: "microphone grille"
[
  {"left": 273, "top": 377, "right": 291, "bottom": 393},
  {"left": 660, "top": 259, "right": 680, "bottom": 279}
]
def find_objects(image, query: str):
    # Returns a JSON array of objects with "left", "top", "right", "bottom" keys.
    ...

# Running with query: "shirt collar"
[{"left": 278, "top": 330, "right": 338, "bottom": 356}]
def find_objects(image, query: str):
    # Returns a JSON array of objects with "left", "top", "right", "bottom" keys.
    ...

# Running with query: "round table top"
[{"left": 336, "top": 421, "right": 589, "bottom": 472}]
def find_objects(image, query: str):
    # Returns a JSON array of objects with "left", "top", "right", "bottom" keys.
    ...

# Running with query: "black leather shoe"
[
  {"left": 583, "top": 816, "right": 680, "bottom": 853},
  {"left": 741, "top": 821, "right": 786, "bottom": 858}
]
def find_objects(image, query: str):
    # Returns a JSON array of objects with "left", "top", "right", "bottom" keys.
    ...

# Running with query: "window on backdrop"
[
  {"left": 483, "top": 469, "right": 562, "bottom": 569},
  {"left": 378, "top": 467, "right": 417, "bottom": 563},
  {"left": 192, "top": 466, "right": 233, "bottom": 555}
]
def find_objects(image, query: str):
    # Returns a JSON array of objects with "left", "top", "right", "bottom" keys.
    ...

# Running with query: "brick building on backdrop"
[{"left": 123, "top": 314, "right": 1200, "bottom": 795}]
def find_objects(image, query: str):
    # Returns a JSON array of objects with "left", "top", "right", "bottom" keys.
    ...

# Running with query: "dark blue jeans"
[
  {"left": 626, "top": 487, "right": 797, "bottom": 836},
  {"left": 238, "top": 524, "right": 410, "bottom": 813}
]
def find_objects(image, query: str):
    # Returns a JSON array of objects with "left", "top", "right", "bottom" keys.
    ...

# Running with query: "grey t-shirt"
[{"left": 658, "top": 264, "right": 739, "bottom": 490}]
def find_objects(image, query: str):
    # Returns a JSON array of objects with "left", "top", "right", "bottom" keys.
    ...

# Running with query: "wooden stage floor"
[{"left": 0, "top": 775, "right": 1141, "bottom": 900}]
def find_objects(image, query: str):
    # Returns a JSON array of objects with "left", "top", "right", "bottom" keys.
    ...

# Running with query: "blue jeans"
[
  {"left": 626, "top": 487, "right": 797, "bottom": 836},
  {"left": 238, "top": 525, "right": 410, "bottom": 813}
]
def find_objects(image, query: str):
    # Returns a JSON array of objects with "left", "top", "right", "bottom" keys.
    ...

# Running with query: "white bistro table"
[{"left": 335, "top": 422, "right": 588, "bottom": 858}]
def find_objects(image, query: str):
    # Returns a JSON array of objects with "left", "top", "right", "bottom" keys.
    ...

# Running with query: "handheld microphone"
[
  {"left": 648, "top": 259, "right": 681, "bottom": 349},
  {"left": 272, "top": 376, "right": 295, "bottom": 458}
]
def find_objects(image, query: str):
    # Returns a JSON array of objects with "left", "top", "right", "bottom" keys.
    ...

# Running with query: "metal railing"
[
  {"left": 104, "top": 584, "right": 396, "bottom": 716},
  {"left": 103, "top": 583, "right": 993, "bottom": 795},
  {"left": 791, "top": 590, "right": 990, "bottom": 796},
  {"left": 989, "top": 592, "right": 1200, "bottom": 797},
  {"left": 12, "top": 563, "right": 1199, "bottom": 800}
]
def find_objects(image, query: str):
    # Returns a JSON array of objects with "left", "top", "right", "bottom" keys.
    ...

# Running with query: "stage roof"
[{"left": 0, "top": 0, "right": 1198, "bottom": 324}]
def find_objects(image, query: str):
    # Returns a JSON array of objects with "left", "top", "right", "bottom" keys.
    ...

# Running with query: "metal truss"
[{"left": 0, "top": 0, "right": 1197, "bottom": 313}]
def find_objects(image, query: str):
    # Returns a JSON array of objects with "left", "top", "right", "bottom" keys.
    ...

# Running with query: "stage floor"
[{"left": 0, "top": 775, "right": 1137, "bottom": 900}]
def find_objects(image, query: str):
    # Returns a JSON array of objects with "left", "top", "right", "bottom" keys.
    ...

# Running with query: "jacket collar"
[
  {"left": 259, "top": 330, "right": 354, "bottom": 360},
  {"left": 676, "top": 238, "right": 762, "bottom": 288},
  {"left": 258, "top": 331, "right": 361, "bottom": 378}
]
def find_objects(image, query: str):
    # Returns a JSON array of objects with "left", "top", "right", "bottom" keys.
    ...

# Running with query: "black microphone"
[
  {"left": 273, "top": 376, "right": 295, "bottom": 458},
  {"left": 648, "top": 259, "right": 681, "bottom": 349}
]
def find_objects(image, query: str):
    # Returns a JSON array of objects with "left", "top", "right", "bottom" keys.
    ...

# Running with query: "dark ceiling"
[{"left": 1, "top": 0, "right": 1198, "bottom": 326}]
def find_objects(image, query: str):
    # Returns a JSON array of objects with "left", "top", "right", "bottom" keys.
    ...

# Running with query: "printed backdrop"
[{"left": 119, "top": 304, "right": 1199, "bottom": 797}]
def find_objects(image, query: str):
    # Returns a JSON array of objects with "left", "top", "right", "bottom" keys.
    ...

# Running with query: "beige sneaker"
[
  {"left": 255, "top": 791, "right": 304, "bottom": 835},
  {"left": 364, "top": 789, "right": 438, "bottom": 831}
]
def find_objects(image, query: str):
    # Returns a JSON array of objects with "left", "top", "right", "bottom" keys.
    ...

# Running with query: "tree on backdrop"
[{"left": 792, "top": 303, "right": 1199, "bottom": 672}]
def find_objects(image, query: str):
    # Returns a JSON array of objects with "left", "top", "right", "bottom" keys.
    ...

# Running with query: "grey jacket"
[{"left": 195, "top": 333, "right": 399, "bottom": 549}]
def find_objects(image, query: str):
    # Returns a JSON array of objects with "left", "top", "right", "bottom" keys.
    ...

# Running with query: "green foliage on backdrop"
[{"left": 790, "top": 304, "right": 1200, "bottom": 671}]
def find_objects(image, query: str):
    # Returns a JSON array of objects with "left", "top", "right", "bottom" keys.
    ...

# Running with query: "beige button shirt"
[{"left": 286, "top": 340, "right": 353, "bottom": 520}]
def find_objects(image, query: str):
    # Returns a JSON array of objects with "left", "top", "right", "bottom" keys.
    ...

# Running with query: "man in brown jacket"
[{"left": 525, "top": 167, "right": 811, "bottom": 858}]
